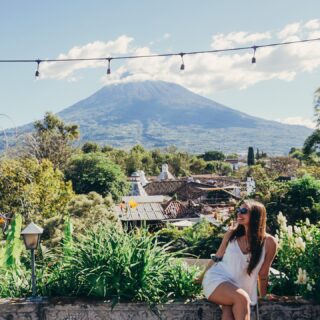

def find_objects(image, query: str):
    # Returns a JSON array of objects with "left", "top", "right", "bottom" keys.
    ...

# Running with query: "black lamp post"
[{"left": 21, "top": 222, "right": 43, "bottom": 299}]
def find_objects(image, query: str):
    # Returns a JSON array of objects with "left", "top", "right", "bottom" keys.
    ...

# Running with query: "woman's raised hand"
[
  {"left": 229, "top": 220, "right": 238, "bottom": 231},
  {"left": 224, "top": 220, "right": 238, "bottom": 240}
]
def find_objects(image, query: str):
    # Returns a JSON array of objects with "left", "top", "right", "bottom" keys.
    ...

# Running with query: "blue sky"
[{"left": 1, "top": 0, "right": 320, "bottom": 130}]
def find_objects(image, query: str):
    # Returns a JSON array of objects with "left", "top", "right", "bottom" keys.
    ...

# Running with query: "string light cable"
[{"left": 0, "top": 37, "right": 320, "bottom": 76}]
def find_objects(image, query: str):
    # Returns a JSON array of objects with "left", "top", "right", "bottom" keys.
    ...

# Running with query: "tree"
[
  {"left": 82, "top": 142, "right": 100, "bottom": 153},
  {"left": 167, "top": 152, "right": 191, "bottom": 176},
  {"left": 226, "top": 153, "right": 238, "bottom": 160},
  {"left": 267, "top": 156, "right": 300, "bottom": 177},
  {"left": 101, "top": 145, "right": 114, "bottom": 153},
  {"left": 205, "top": 161, "right": 232, "bottom": 176},
  {"left": 285, "top": 175, "right": 320, "bottom": 210},
  {"left": 302, "top": 88, "right": 320, "bottom": 158},
  {"left": 313, "top": 87, "right": 320, "bottom": 128},
  {"left": 266, "top": 175, "right": 320, "bottom": 232},
  {"left": 0, "top": 158, "right": 73, "bottom": 218},
  {"left": 65, "top": 153, "right": 129, "bottom": 200},
  {"left": 67, "top": 192, "right": 121, "bottom": 234},
  {"left": 247, "top": 147, "right": 255, "bottom": 166},
  {"left": 104, "top": 149, "right": 128, "bottom": 172},
  {"left": 189, "top": 157, "right": 207, "bottom": 174},
  {"left": 289, "top": 148, "right": 304, "bottom": 161},
  {"left": 281, "top": 175, "right": 320, "bottom": 225},
  {"left": 24, "top": 112, "right": 79, "bottom": 170},
  {"left": 303, "top": 129, "right": 320, "bottom": 157},
  {"left": 0, "top": 158, "right": 74, "bottom": 245},
  {"left": 297, "top": 166, "right": 320, "bottom": 179},
  {"left": 256, "top": 148, "right": 260, "bottom": 160},
  {"left": 200, "top": 150, "right": 225, "bottom": 161}
]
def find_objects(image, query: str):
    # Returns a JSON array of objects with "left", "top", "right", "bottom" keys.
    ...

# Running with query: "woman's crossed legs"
[{"left": 207, "top": 282, "right": 251, "bottom": 320}]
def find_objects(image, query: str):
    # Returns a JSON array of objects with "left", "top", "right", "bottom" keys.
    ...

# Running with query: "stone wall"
[{"left": 0, "top": 298, "right": 319, "bottom": 320}]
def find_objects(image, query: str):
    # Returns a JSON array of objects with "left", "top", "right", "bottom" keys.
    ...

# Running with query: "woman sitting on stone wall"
[{"left": 197, "top": 200, "right": 278, "bottom": 320}]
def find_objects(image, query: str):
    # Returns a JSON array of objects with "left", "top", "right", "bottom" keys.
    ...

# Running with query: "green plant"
[
  {"left": 65, "top": 153, "right": 129, "bottom": 200},
  {"left": 0, "top": 214, "right": 32, "bottom": 298},
  {"left": 0, "top": 269, "right": 31, "bottom": 298},
  {"left": 67, "top": 192, "right": 120, "bottom": 235},
  {"left": 164, "top": 261, "right": 202, "bottom": 300},
  {"left": 45, "top": 225, "right": 201, "bottom": 306},
  {"left": 271, "top": 212, "right": 320, "bottom": 302},
  {"left": 0, "top": 158, "right": 74, "bottom": 246},
  {"left": 0, "top": 214, "right": 23, "bottom": 270},
  {"left": 24, "top": 112, "right": 79, "bottom": 170},
  {"left": 247, "top": 146, "right": 255, "bottom": 166},
  {"left": 157, "top": 219, "right": 224, "bottom": 258}
]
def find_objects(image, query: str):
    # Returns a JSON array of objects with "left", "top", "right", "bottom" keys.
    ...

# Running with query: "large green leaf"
[{"left": 3, "top": 214, "right": 23, "bottom": 270}]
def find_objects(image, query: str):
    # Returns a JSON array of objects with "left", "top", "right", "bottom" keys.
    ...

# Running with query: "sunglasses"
[{"left": 236, "top": 207, "right": 249, "bottom": 215}]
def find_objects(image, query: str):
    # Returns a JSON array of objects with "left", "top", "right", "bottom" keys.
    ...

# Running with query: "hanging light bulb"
[
  {"left": 107, "top": 58, "right": 112, "bottom": 75},
  {"left": 251, "top": 46, "right": 257, "bottom": 64},
  {"left": 35, "top": 59, "right": 41, "bottom": 77},
  {"left": 180, "top": 53, "right": 185, "bottom": 71}
]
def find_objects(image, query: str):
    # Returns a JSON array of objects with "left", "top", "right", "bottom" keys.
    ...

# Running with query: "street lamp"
[{"left": 21, "top": 222, "right": 43, "bottom": 299}]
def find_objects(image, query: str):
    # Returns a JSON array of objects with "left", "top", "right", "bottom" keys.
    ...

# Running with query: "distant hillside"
[{"left": 0, "top": 80, "right": 312, "bottom": 154}]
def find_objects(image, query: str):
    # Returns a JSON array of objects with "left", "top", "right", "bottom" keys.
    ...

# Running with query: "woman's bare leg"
[
  {"left": 221, "top": 305, "right": 235, "bottom": 320},
  {"left": 207, "top": 282, "right": 250, "bottom": 320}
]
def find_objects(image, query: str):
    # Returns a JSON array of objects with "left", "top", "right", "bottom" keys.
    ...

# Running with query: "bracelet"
[{"left": 210, "top": 254, "right": 223, "bottom": 262}]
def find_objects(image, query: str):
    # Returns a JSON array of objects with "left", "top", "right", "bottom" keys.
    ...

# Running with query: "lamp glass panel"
[{"left": 23, "top": 234, "right": 39, "bottom": 249}]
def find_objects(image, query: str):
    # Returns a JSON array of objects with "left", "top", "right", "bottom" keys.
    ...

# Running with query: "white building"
[
  {"left": 157, "top": 164, "right": 175, "bottom": 181},
  {"left": 128, "top": 172, "right": 148, "bottom": 196}
]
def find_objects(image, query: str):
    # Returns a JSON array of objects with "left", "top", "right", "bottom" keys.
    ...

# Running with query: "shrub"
[
  {"left": 271, "top": 212, "right": 320, "bottom": 302},
  {"left": 157, "top": 219, "right": 224, "bottom": 258},
  {"left": 67, "top": 192, "right": 120, "bottom": 234},
  {"left": 45, "top": 225, "right": 201, "bottom": 305}
]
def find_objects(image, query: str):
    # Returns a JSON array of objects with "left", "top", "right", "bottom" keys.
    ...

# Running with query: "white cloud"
[
  {"left": 163, "top": 33, "right": 171, "bottom": 39},
  {"left": 40, "top": 35, "right": 134, "bottom": 79},
  {"left": 305, "top": 19, "right": 320, "bottom": 30},
  {"left": 277, "top": 22, "right": 301, "bottom": 39},
  {"left": 211, "top": 31, "right": 271, "bottom": 49},
  {"left": 276, "top": 117, "right": 316, "bottom": 129},
  {"left": 39, "top": 19, "right": 320, "bottom": 97}
]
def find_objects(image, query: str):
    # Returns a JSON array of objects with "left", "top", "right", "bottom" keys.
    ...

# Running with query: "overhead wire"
[{"left": 0, "top": 37, "right": 319, "bottom": 75}]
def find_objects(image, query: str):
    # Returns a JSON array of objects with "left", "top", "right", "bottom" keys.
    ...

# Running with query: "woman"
[{"left": 198, "top": 200, "right": 277, "bottom": 320}]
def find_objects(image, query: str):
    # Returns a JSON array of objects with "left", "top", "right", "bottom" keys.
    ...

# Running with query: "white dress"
[{"left": 202, "top": 239, "right": 265, "bottom": 306}]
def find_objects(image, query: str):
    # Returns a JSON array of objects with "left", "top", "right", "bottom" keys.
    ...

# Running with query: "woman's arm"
[{"left": 258, "top": 235, "right": 278, "bottom": 297}]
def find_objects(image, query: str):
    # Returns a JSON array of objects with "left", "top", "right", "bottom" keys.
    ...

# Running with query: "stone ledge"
[{"left": 0, "top": 298, "right": 319, "bottom": 320}]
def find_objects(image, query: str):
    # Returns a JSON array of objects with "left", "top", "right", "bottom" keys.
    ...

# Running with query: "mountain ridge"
[{"left": 0, "top": 80, "right": 312, "bottom": 154}]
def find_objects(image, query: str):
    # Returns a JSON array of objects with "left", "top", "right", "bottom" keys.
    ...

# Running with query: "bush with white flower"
[{"left": 271, "top": 212, "right": 320, "bottom": 302}]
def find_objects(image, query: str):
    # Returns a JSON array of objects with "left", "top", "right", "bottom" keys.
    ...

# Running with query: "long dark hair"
[{"left": 229, "top": 200, "right": 267, "bottom": 275}]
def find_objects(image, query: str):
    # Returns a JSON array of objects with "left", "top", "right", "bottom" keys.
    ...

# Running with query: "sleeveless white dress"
[{"left": 202, "top": 239, "right": 265, "bottom": 306}]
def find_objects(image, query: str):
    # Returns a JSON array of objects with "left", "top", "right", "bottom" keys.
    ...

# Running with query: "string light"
[
  {"left": 35, "top": 59, "right": 41, "bottom": 77},
  {"left": 251, "top": 46, "right": 257, "bottom": 64},
  {"left": 107, "top": 58, "right": 112, "bottom": 75},
  {"left": 0, "top": 37, "right": 319, "bottom": 77},
  {"left": 180, "top": 53, "right": 185, "bottom": 71}
]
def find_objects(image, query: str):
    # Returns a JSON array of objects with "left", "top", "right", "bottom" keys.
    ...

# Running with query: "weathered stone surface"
[
  {"left": 0, "top": 299, "right": 39, "bottom": 320},
  {"left": 258, "top": 300, "right": 320, "bottom": 320},
  {"left": 0, "top": 298, "right": 320, "bottom": 320}
]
